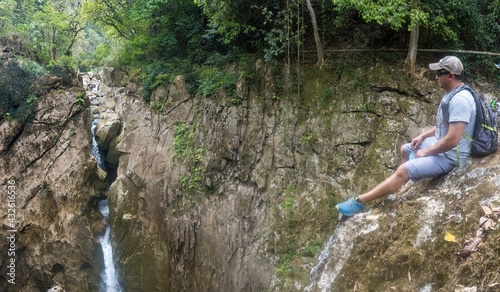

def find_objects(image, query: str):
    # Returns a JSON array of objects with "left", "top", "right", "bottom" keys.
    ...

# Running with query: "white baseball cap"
[{"left": 429, "top": 56, "right": 464, "bottom": 75}]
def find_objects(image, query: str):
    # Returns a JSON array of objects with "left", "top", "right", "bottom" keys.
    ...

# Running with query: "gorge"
[{"left": 1, "top": 59, "right": 499, "bottom": 292}]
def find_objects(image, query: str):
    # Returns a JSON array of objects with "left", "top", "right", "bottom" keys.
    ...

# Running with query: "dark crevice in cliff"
[
  {"left": 163, "top": 96, "right": 191, "bottom": 116},
  {"left": 37, "top": 105, "right": 58, "bottom": 119},
  {"left": 335, "top": 141, "right": 371, "bottom": 148},
  {"left": 22, "top": 101, "right": 85, "bottom": 173},
  {"left": 383, "top": 162, "right": 397, "bottom": 170},
  {"left": 371, "top": 85, "right": 426, "bottom": 99},
  {"left": 43, "top": 138, "right": 72, "bottom": 181},
  {"left": 0, "top": 125, "right": 25, "bottom": 157},
  {"left": 22, "top": 184, "right": 42, "bottom": 209},
  {"left": 23, "top": 139, "right": 59, "bottom": 173}
]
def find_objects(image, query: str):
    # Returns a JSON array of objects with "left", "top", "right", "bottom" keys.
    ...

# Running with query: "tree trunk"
[
  {"left": 52, "top": 26, "right": 57, "bottom": 61},
  {"left": 305, "top": 0, "right": 324, "bottom": 66},
  {"left": 405, "top": 22, "right": 419, "bottom": 74}
]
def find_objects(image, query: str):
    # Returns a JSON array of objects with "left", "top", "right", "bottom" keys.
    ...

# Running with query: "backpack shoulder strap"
[{"left": 442, "top": 85, "right": 468, "bottom": 123}]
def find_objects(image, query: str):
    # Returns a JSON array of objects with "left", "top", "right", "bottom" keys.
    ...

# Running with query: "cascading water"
[
  {"left": 86, "top": 74, "right": 123, "bottom": 292},
  {"left": 304, "top": 211, "right": 381, "bottom": 292},
  {"left": 97, "top": 199, "right": 122, "bottom": 292},
  {"left": 304, "top": 196, "right": 446, "bottom": 292},
  {"left": 91, "top": 119, "right": 107, "bottom": 172}
]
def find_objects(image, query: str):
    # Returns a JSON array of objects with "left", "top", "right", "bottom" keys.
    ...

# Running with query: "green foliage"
[
  {"left": 358, "top": 102, "right": 373, "bottom": 112},
  {"left": 0, "top": 60, "right": 44, "bottom": 122},
  {"left": 56, "top": 55, "right": 77, "bottom": 71},
  {"left": 82, "top": 0, "right": 136, "bottom": 39},
  {"left": 194, "top": 66, "right": 237, "bottom": 97},
  {"left": 238, "top": 53, "right": 257, "bottom": 80},
  {"left": 275, "top": 245, "right": 298, "bottom": 277},
  {"left": 0, "top": 0, "right": 15, "bottom": 35},
  {"left": 194, "top": 0, "right": 252, "bottom": 44},
  {"left": 333, "top": 0, "right": 422, "bottom": 31},
  {"left": 259, "top": 6, "right": 290, "bottom": 64},
  {"left": 14, "top": 1, "right": 85, "bottom": 65},
  {"left": 332, "top": 0, "right": 500, "bottom": 56},
  {"left": 173, "top": 121, "right": 194, "bottom": 158},
  {"left": 93, "top": 44, "right": 110, "bottom": 63},
  {"left": 427, "top": 1, "right": 500, "bottom": 51},
  {"left": 74, "top": 92, "right": 86, "bottom": 106},
  {"left": 18, "top": 58, "right": 47, "bottom": 76},
  {"left": 301, "top": 240, "right": 323, "bottom": 258},
  {"left": 171, "top": 120, "right": 209, "bottom": 214},
  {"left": 141, "top": 60, "right": 191, "bottom": 101},
  {"left": 283, "top": 196, "right": 295, "bottom": 213},
  {"left": 301, "top": 133, "right": 315, "bottom": 144}
]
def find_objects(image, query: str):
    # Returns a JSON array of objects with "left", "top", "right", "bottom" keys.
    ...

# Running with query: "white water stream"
[
  {"left": 97, "top": 199, "right": 122, "bottom": 292},
  {"left": 304, "top": 211, "right": 380, "bottom": 292},
  {"left": 304, "top": 196, "right": 445, "bottom": 291},
  {"left": 86, "top": 74, "right": 123, "bottom": 292}
]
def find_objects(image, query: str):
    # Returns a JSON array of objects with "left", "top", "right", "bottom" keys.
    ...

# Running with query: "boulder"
[
  {"left": 95, "top": 111, "right": 122, "bottom": 150},
  {"left": 50, "top": 66, "right": 81, "bottom": 88},
  {"left": 36, "top": 74, "right": 63, "bottom": 96},
  {"left": 0, "top": 33, "right": 25, "bottom": 56},
  {"left": 106, "top": 132, "right": 124, "bottom": 167}
]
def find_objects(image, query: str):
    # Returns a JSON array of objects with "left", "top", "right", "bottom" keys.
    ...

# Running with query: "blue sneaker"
[{"left": 335, "top": 196, "right": 365, "bottom": 216}]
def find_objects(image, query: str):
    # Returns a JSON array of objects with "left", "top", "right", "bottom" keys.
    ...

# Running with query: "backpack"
[{"left": 445, "top": 85, "right": 498, "bottom": 157}]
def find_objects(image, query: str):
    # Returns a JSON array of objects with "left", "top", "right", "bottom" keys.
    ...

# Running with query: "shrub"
[
  {"left": 195, "top": 66, "right": 237, "bottom": 97},
  {"left": 0, "top": 60, "right": 43, "bottom": 122},
  {"left": 55, "top": 55, "right": 77, "bottom": 71}
]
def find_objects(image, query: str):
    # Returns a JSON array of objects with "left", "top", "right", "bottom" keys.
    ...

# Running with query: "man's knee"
[
  {"left": 400, "top": 145, "right": 409, "bottom": 160},
  {"left": 395, "top": 164, "right": 410, "bottom": 181}
]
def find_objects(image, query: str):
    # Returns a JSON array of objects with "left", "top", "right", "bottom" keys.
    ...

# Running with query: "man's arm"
[
  {"left": 415, "top": 122, "right": 466, "bottom": 158},
  {"left": 411, "top": 126, "right": 436, "bottom": 149}
]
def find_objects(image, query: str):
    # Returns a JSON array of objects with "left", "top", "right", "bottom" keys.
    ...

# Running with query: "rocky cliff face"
[
  {"left": 92, "top": 62, "right": 499, "bottom": 292},
  {"left": 0, "top": 78, "right": 107, "bottom": 291},
  {"left": 2, "top": 60, "right": 498, "bottom": 292}
]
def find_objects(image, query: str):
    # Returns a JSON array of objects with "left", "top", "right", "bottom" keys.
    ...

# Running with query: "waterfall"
[
  {"left": 85, "top": 73, "right": 123, "bottom": 292},
  {"left": 91, "top": 119, "right": 107, "bottom": 173},
  {"left": 304, "top": 212, "right": 380, "bottom": 292},
  {"left": 304, "top": 196, "right": 446, "bottom": 291},
  {"left": 98, "top": 199, "right": 122, "bottom": 292}
]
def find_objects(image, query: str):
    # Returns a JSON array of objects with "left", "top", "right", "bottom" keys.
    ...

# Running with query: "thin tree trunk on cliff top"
[
  {"left": 405, "top": 22, "right": 419, "bottom": 74},
  {"left": 305, "top": 0, "right": 324, "bottom": 66}
]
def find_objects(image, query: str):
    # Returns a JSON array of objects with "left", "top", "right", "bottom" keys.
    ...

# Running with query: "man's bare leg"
[
  {"left": 400, "top": 144, "right": 410, "bottom": 164},
  {"left": 357, "top": 164, "right": 410, "bottom": 204}
]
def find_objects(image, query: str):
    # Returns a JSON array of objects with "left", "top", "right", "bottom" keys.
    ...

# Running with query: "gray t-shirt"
[{"left": 435, "top": 89, "right": 476, "bottom": 165}]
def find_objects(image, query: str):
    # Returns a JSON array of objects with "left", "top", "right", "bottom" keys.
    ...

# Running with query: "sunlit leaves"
[
  {"left": 82, "top": 0, "right": 137, "bottom": 39},
  {"left": 11, "top": 0, "right": 85, "bottom": 64},
  {"left": 332, "top": 0, "right": 419, "bottom": 30},
  {"left": 194, "top": 0, "right": 257, "bottom": 44},
  {"left": 0, "top": 0, "right": 15, "bottom": 34}
]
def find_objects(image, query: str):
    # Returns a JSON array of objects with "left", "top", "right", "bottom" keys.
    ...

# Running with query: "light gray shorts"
[{"left": 403, "top": 137, "right": 456, "bottom": 183}]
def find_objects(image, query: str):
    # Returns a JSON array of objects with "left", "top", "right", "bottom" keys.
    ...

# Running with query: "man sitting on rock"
[{"left": 336, "top": 56, "right": 477, "bottom": 216}]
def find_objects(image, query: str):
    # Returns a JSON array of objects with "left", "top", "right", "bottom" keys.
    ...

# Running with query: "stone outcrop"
[
  {"left": 95, "top": 111, "right": 122, "bottom": 151},
  {"left": 36, "top": 75, "right": 64, "bottom": 97},
  {"left": 0, "top": 85, "right": 107, "bottom": 291},
  {"left": 91, "top": 64, "right": 500, "bottom": 292},
  {"left": 0, "top": 34, "right": 25, "bottom": 60}
]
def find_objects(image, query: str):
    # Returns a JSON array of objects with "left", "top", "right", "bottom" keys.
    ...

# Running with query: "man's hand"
[
  {"left": 411, "top": 136, "right": 424, "bottom": 150},
  {"left": 415, "top": 148, "right": 429, "bottom": 158},
  {"left": 415, "top": 122, "right": 466, "bottom": 158}
]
